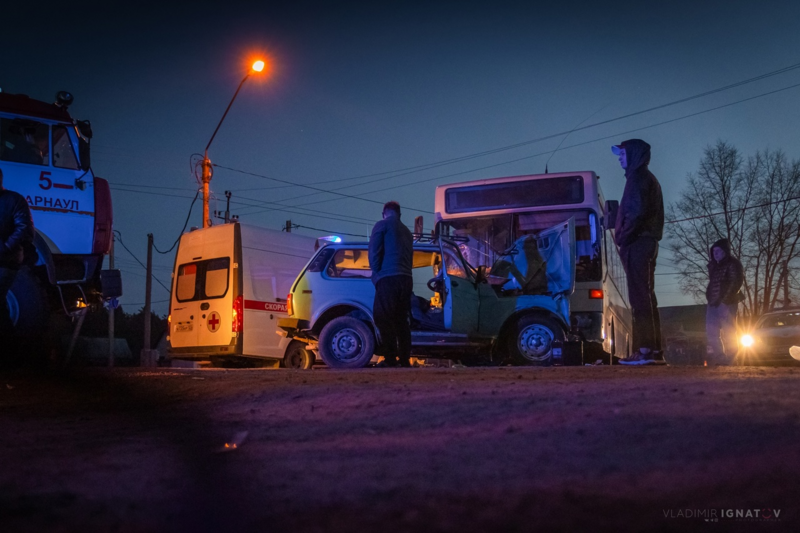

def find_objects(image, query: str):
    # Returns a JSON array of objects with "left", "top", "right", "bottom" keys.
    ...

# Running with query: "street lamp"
[{"left": 201, "top": 59, "right": 266, "bottom": 228}]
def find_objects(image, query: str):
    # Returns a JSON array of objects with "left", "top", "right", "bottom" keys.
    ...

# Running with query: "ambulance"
[{"left": 167, "top": 222, "right": 320, "bottom": 368}]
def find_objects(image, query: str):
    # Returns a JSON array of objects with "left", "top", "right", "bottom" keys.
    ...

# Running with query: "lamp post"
[{"left": 201, "top": 59, "right": 265, "bottom": 228}]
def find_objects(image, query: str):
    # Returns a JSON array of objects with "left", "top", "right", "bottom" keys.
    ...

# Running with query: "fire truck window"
[
  {"left": 52, "top": 125, "right": 79, "bottom": 170},
  {"left": 328, "top": 249, "right": 371, "bottom": 278},
  {"left": 177, "top": 263, "right": 198, "bottom": 301},
  {"left": 204, "top": 258, "right": 230, "bottom": 298},
  {"left": 0, "top": 118, "right": 49, "bottom": 166}
]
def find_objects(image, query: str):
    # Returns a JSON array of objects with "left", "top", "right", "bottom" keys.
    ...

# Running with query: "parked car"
[
  {"left": 278, "top": 220, "right": 576, "bottom": 368},
  {"left": 741, "top": 308, "right": 800, "bottom": 361}
]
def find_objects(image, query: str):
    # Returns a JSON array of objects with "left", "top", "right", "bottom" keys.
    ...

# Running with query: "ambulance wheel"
[
  {"left": 7, "top": 267, "right": 49, "bottom": 337},
  {"left": 282, "top": 341, "right": 315, "bottom": 370},
  {"left": 318, "top": 316, "right": 375, "bottom": 369},
  {"left": 507, "top": 314, "right": 563, "bottom": 366}
]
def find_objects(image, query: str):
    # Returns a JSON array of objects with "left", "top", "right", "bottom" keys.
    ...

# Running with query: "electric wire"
[
  {"left": 216, "top": 61, "right": 800, "bottom": 199},
  {"left": 113, "top": 230, "right": 172, "bottom": 294},
  {"left": 153, "top": 191, "right": 200, "bottom": 254}
]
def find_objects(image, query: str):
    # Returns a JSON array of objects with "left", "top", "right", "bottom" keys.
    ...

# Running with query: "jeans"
[
  {"left": 620, "top": 237, "right": 662, "bottom": 352},
  {"left": 373, "top": 275, "right": 413, "bottom": 366},
  {"left": 706, "top": 303, "right": 738, "bottom": 360}
]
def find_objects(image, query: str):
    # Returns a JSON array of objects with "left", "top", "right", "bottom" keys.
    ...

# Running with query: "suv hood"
[{"left": 491, "top": 218, "right": 575, "bottom": 296}]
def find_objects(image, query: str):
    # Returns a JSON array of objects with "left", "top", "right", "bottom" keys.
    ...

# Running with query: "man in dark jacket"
[
  {"left": 0, "top": 168, "right": 36, "bottom": 355},
  {"left": 706, "top": 238, "right": 744, "bottom": 364},
  {"left": 369, "top": 201, "right": 414, "bottom": 367},
  {"left": 612, "top": 139, "right": 665, "bottom": 365}
]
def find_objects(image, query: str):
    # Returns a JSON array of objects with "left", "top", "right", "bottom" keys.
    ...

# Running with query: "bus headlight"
[{"left": 740, "top": 334, "right": 754, "bottom": 348}]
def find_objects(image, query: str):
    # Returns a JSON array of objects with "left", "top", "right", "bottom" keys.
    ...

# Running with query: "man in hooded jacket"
[
  {"left": 612, "top": 139, "right": 664, "bottom": 365},
  {"left": 705, "top": 238, "right": 744, "bottom": 364}
]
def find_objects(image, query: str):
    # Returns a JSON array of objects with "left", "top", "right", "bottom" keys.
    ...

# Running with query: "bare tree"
[{"left": 665, "top": 141, "right": 800, "bottom": 319}]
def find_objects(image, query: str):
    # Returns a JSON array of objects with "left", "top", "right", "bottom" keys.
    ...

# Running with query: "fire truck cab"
[{"left": 0, "top": 90, "right": 113, "bottom": 338}]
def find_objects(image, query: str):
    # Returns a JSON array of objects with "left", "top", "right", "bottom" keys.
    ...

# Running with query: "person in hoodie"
[
  {"left": 611, "top": 139, "right": 665, "bottom": 365},
  {"left": 369, "top": 201, "right": 414, "bottom": 367},
  {"left": 705, "top": 238, "right": 744, "bottom": 364}
]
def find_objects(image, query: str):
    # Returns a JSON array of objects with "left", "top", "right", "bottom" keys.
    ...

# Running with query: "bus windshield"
[{"left": 443, "top": 209, "right": 601, "bottom": 282}]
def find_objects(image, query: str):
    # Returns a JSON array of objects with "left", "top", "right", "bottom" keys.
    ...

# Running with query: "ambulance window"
[
  {"left": 52, "top": 125, "right": 79, "bottom": 170},
  {"left": 204, "top": 258, "right": 230, "bottom": 298},
  {"left": 177, "top": 263, "right": 198, "bottom": 301},
  {"left": 0, "top": 118, "right": 49, "bottom": 166},
  {"left": 328, "top": 249, "right": 371, "bottom": 278}
]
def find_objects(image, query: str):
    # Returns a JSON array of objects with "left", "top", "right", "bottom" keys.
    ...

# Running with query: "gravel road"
[{"left": 1, "top": 364, "right": 798, "bottom": 532}]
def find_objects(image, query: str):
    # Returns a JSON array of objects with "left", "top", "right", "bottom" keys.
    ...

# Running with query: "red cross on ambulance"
[{"left": 207, "top": 311, "right": 221, "bottom": 332}]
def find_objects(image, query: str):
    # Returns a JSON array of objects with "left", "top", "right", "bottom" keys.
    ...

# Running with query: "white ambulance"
[{"left": 168, "top": 223, "right": 320, "bottom": 368}]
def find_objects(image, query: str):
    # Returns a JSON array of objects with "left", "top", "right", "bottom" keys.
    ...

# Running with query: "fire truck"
[{"left": 0, "top": 90, "right": 114, "bottom": 344}]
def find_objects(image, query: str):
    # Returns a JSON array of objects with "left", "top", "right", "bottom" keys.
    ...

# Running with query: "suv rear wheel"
[
  {"left": 507, "top": 314, "right": 563, "bottom": 366},
  {"left": 318, "top": 316, "right": 375, "bottom": 369},
  {"left": 282, "top": 341, "right": 315, "bottom": 370}
]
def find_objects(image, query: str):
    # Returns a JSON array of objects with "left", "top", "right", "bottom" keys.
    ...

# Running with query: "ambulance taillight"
[
  {"left": 232, "top": 295, "right": 243, "bottom": 332},
  {"left": 287, "top": 293, "right": 293, "bottom": 316}
]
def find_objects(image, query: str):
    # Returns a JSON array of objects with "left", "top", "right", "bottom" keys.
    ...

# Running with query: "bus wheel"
[
  {"left": 318, "top": 316, "right": 375, "bottom": 369},
  {"left": 507, "top": 314, "right": 563, "bottom": 366},
  {"left": 282, "top": 341, "right": 315, "bottom": 370},
  {"left": 7, "top": 267, "right": 49, "bottom": 336}
]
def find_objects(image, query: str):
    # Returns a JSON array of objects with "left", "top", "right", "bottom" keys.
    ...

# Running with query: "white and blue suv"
[{"left": 278, "top": 219, "right": 576, "bottom": 368}]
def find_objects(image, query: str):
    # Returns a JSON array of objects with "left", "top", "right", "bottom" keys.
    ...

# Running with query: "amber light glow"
[{"left": 252, "top": 60, "right": 265, "bottom": 73}]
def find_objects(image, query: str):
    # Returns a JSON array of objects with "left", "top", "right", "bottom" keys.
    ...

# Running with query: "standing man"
[
  {"left": 705, "top": 238, "right": 744, "bottom": 365},
  {"left": 369, "top": 201, "right": 414, "bottom": 367},
  {"left": 611, "top": 139, "right": 664, "bottom": 365},
  {"left": 0, "top": 168, "right": 36, "bottom": 359}
]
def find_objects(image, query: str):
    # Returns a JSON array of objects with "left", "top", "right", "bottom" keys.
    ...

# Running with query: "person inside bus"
[
  {"left": 705, "top": 238, "right": 744, "bottom": 365},
  {"left": 0, "top": 167, "right": 36, "bottom": 363},
  {"left": 611, "top": 139, "right": 664, "bottom": 365}
]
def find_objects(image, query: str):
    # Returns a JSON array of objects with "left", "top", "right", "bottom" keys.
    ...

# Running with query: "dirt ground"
[{"left": 1, "top": 363, "right": 799, "bottom": 533}]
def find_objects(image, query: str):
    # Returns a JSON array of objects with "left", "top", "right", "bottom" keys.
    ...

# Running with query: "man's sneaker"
[{"left": 619, "top": 349, "right": 658, "bottom": 366}]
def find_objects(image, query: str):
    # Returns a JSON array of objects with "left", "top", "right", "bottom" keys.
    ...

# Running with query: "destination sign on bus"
[{"left": 444, "top": 175, "right": 584, "bottom": 214}]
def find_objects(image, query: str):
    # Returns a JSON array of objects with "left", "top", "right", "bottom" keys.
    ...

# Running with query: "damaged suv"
[{"left": 278, "top": 219, "right": 576, "bottom": 368}]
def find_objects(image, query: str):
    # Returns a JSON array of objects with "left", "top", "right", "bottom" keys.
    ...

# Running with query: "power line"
[
  {"left": 219, "top": 61, "right": 800, "bottom": 201},
  {"left": 153, "top": 191, "right": 199, "bottom": 255},
  {"left": 291, "top": 80, "right": 800, "bottom": 206},
  {"left": 213, "top": 164, "right": 432, "bottom": 214},
  {"left": 113, "top": 230, "right": 171, "bottom": 294}
]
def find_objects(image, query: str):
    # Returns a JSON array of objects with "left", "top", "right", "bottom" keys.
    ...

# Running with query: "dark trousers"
[
  {"left": 373, "top": 275, "right": 413, "bottom": 366},
  {"left": 0, "top": 267, "right": 19, "bottom": 355},
  {"left": 620, "top": 237, "right": 662, "bottom": 352}
]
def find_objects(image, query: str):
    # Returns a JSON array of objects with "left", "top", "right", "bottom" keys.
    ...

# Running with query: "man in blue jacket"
[
  {"left": 612, "top": 139, "right": 664, "bottom": 365},
  {"left": 369, "top": 201, "right": 414, "bottom": 367},
  {"left": 0, "top": 168, "right": 36, "bottom": 359}
]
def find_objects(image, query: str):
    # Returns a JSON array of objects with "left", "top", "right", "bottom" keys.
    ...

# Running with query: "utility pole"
[
  {"left": 142, "top": 233, "right": 153, "bottom": 366},
  {"left": 202, "top": 156, "right": 212, "bottom": 228},
  {"left": 108, "top": 234, "right": 115, "bottom": 367},
  {"left": 285, "top": 220, "right": 292, "bottom": 232}
]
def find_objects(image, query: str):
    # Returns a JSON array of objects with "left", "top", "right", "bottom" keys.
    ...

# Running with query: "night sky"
[{"left": 3, "top": 0, "right": 800, "bottom": 314}]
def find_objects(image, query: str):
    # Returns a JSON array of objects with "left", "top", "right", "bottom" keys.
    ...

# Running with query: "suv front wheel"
[
  {"left": 507, "top": 314, "right": 563, "bottom": 366},
  {"left": 318, "top": 316, "right": 375, "bottom": 369}
]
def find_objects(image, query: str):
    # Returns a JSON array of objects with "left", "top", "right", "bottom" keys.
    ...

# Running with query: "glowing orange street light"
[{"left": 201, "top": 59, "right": 266, "bottom": 228}]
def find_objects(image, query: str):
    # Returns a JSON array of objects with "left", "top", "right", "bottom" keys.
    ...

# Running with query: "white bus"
[{"left": 434, "top": 171, "right": 632, "bottom": 360}]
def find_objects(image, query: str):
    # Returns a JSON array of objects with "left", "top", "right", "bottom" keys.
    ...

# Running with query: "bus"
[{"left": 434, "top": 171, "right": 632, "bottom": 360}]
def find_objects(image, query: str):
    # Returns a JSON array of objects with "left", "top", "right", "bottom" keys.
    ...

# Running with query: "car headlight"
[{"left": 740, "top": 334, "right": 754, "bottom": 348}]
